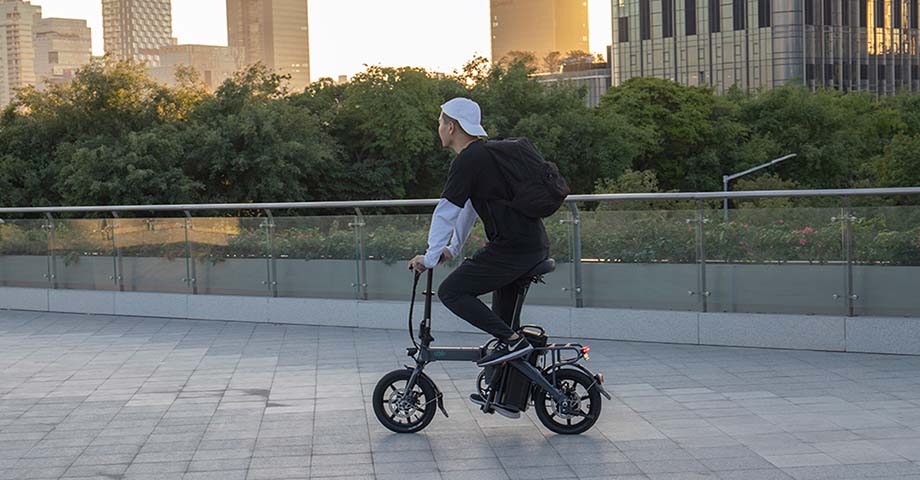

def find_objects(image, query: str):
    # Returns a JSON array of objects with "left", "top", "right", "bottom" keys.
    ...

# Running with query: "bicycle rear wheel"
[{"left": 533, "top": 368, "right": 602, "bottom": 434}]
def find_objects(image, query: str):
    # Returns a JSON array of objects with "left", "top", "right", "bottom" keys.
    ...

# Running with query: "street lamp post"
[{"left": 722, "top": 153, "right": 797, "bottom": 222}]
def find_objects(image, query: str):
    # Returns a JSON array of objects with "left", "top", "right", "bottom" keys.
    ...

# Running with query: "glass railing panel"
[
  {"left": 705, "top": 207, "right": 847, "bottom": 315},
  {"left": 579, "top": 208, "right": 702, "bottom": 311},
  {"left": 0, "top": 219, "right": 51, "bottom": 288},
  {"left": 53, "top": 218, "right": 118, "bottom": 291},
  {"left": 114, "top": 217, "right": 192, "bottom": 294},
  {"left": 271, "top": 215, "right": 359, "bottom": 299},
  {"left": 362, "top": 213, "right": 458, "bottom": 302},
  {"left": 188, "top": 217, "right": 271, "bottom": 297},
  {"left": 851, "top": 205, "right": 920, "bottom": 316}
]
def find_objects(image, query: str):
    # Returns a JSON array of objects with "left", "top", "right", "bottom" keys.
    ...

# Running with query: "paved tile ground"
[{"left": 0, "top": 310, "right": 919, "bottom": 479}]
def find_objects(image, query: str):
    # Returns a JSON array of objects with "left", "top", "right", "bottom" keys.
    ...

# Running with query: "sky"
[{"left": 30, "top": 0, "right": 613, "bottom": 82}]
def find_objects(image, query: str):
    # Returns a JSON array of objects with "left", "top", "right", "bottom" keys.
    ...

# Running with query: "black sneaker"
[{"left": 476, "top": 336, "right": 533, "bottom": 367}]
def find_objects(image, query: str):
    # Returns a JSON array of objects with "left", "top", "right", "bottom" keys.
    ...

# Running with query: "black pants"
[{"left": 438, "top": 247, "right": 548, "bottom": 340}]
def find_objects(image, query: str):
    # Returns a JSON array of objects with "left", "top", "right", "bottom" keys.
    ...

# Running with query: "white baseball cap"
[{"left": 440, "top": 98, "right": 488, "bottom": 137}]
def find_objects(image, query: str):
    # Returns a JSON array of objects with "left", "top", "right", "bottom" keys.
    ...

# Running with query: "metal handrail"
[{"left": 1, "top": 187, "right": 919, "bottom": 215}]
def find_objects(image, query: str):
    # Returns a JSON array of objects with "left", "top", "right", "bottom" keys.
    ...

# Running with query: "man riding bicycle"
[{"left": 407, "top": 97, "right": 550, "bottom": 369}]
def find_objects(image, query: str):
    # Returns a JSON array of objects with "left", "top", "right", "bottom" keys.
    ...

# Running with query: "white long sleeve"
[
  {"left": 448, "top": 199, "right": 478, "bottom": 258},
  {"left": 423, "top": 198, "right": 463, "bottom": 268}
]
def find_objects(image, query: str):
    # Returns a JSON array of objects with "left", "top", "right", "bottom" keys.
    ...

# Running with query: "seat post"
[{"left": 510, "top": 284, "right": 530, "bottom": 331}]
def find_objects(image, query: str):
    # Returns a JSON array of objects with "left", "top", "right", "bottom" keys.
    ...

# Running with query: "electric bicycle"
[{"left": 372, "top": 259, "right": 611, "bottom": 435}]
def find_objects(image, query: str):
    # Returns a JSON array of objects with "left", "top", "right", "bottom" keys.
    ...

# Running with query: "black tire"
[
  {"left": 373, "top": 369, "right": 438, "bottom": 433},
  {"left": 533, "top": 368, "right": 602, "bottom": 435}
]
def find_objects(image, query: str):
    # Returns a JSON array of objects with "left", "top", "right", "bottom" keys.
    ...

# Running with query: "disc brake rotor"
[
  {"left": 388, "top": 388, "right": 422, "bottom": 419},
  {"left": 552, "top": 382, "right": 583, "bottom": 419}
]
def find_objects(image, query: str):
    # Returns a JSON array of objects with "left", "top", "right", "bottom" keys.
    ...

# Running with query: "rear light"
[{"left": 581, "top": 346, "right": 590, "bottom": 354}]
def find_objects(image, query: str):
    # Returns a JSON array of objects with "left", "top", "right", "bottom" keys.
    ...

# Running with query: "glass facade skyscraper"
[
  {"left": 611, "top": 0, "right": 920, "bottom": 93},
  {"left": 491, "top": 0, "right": 590, "bottom": 63},
  {"left": 227, "top": 0, "right": 310, "bottom": 92},
  {"left": 102, "top": 0, "right": 175, "bottom": 66}
]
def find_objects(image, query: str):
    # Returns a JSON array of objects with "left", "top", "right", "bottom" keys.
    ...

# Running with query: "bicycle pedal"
[
  {"left": 473, "top": 398, "right": 520, "bottom": 419},
  {"left": 493, "top": 404, "right": 521, "bottom": 419}
]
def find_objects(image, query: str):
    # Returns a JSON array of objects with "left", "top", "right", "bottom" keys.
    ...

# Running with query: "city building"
[
  {"left": 491, "top": 0, "right": 590, "bottom": 64},
  {"left": 102, "top": 0, "right": 175, "bottom": 66},
  {"left": 533, "top": 52, "right": 613, "bottom": 107},
  {"left": 149, "top": 44, "right": 244, "bottom": 90},
  {"left": 33, "top": 18, "right": 92, "bottom": 87},
  {"left": 0, "top": 0, "right": 41, "bottom": 106},
  {"left": 227, "top": 0, "right": 310, "bottom": 92},
  {"left": 610, "top": 0, "right": 920, "bottom": 94}
]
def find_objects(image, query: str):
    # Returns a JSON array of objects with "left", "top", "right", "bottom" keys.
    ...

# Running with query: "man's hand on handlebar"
[
  {"left": 408, "top": 255, "right": 427, "bottom": 273},
  {"left": 407, "top": 249, "right": 453, "bottom": 273}
]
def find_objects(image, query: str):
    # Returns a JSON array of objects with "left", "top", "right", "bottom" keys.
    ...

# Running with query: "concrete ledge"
[
  {"left": 114, "top": 291, "right": 188, "bottom": 318},
  {"left": 846, "top": 316, "right": 920, "bottom": 355},
  {"left": 268, "top": 297, "right": 357, "bottom": 327},
  {"left": 520, "top": 305, "right": 572, "bottom": 338},
  {"left": 49, "top": 289, "right": 115, "bottom": 315},
  {"left": 572, "top": 308, "right": 699, "bottom": 344},
  {"left": 700, "top": 313, "right": 846, "bottom": 351},
  {"left": 0, "top": 287, "right": 48, "bottom": 311},
  {"left": 1, "top": 287, "right": 918, "bottom": 355},
  {"left": 189, "top": 294, "right": 269, "bottom": 323}
]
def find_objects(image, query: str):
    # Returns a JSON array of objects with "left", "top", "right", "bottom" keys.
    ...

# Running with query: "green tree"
[
  {"left": 868, "top": 134, "right": 920, "bottom": 188},
  {"left": 597, "top": 77, "right": 741, "bottom": 192},
  {"left": 735, "top": 86, "right": 903, "bottom": 189},
  {"left": 181, "top": 65, "right": 345, "bottom": 203},
  {"left": 0, "top": 58, "right": 205, "bottom": 207},
  {"left": 496, "top": 51, "right": 540, "bottom": 72},
  {"left": 294, "top": 66, "right": 466, "bottom": 199},
  {"left": 542, "top": 51, "right": 562, "bottom": 73},
  {"left": 731, "top": 173, "right": 801, "bottom": 209}
]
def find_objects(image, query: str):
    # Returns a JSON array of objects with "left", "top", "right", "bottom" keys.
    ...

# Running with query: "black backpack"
[{"left": 484, "top": 138, "right": 571, "bottom": 219}]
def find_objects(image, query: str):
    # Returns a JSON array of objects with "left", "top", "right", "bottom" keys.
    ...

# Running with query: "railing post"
[
  {"left": 43, "top": 213, "right": 57, "bottom": 289},
  {"left": 0, "top": 218, "right": 3, "bottom": 284},
  {"left": 262, "top": 209, "right": 278, "bottom": 297},
  {"left": 567, "top": 203, "right": 584, "bottom": 308},
  {"left": 831, "top": 198, "right": 858, "bottom": 316},
  {"left": 688, "top": 201, "right": 710, "bottom": 312},
  {"left": 352, "top": 208, "right": 368, "bottom": 301},
  {"left": 843, "top": 197, "right": 857, "bottom": 316},
  {"left": 183, "top": 211, "right": 197, "bottom": 295},
  {"left": 698, "top": 201, "right": 709, "bottom": 312},
  {"left": 110, "top": 212, "right": 124, "bottom": 291},
  {"left": 0, "top": 218, "right": 4, "bottom": 286}
]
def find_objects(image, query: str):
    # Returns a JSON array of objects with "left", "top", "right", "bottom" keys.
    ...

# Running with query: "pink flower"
[{"left": 799, "top": 238, "right": 808, "bottom": 246}]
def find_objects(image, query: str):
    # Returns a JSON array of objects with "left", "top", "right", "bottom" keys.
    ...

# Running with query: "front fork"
[{"left": 403, "top": 361, "right": 449, "bottom": 418}]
